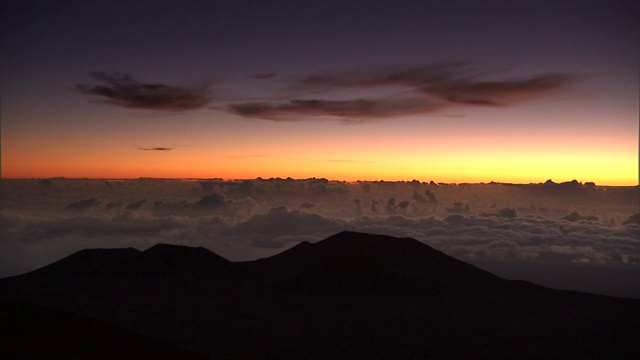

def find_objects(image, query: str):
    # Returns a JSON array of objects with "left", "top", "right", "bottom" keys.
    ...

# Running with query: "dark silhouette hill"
[
  {"left": 244, "top": 231, "right": 501, "bottom": 293},
  {"left": 20, "top": 243, "right": 232, "bottom": 280},
  {"left": 134, "top": 243, "right": 232, "bottom": 278},
  {"left": 25, "top": 247, "right": 141, "bottom": 278},
  {"left": 1, "top": 231, "right": 639, "bottom": 359},
  {"left": 0, "top": 297, "right": 207, "bottom": 360}
]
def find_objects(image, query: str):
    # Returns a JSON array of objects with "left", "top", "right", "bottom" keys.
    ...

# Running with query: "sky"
[{"left": 1, "top": 0, "right": 638, "bottom": 185}]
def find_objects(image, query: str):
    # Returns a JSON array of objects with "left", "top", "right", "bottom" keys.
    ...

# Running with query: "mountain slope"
[
  {"left": 25, "top": 247, "right": 141, "bottom": 278},
  {"left": 246, "top": 231, "right": 502, "bottom": 293},
  {"left": 0, "top": 297, "right": 206, "bottom": 360},
  {"left": 133, "top": 243, "right": 232, "bottom": 277},
  {"left": 13, "top": 243, "right": 232, "bottom": 280},
  {"left": 1, "top": 231, "right": 639, "bottom": 359}
]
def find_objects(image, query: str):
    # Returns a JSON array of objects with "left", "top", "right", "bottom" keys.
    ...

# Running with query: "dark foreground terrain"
[{"left": 1, "top": 231, "right": 639, "bottom": 359}]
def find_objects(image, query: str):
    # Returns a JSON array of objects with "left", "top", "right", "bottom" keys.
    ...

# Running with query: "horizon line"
[{"left": 2, "top": 176, "right": 638, "bottom": 187}]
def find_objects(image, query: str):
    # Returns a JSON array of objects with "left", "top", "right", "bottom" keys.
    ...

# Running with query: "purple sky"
[{"left": 1, "top": 0, "right": 638, "bottom": 184}]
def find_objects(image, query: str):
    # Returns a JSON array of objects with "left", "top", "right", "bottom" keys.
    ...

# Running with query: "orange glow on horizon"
[
  {"left": 3, "top": 115, "right": 637, "bottom": 186},
  {"left": 3, "top": 150, "right": 638, "bottom": 186}
]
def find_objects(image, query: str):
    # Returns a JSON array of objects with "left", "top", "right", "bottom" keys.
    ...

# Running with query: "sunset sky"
[{"left": 2, "top": 0, "right": 638, "bottom": 185}]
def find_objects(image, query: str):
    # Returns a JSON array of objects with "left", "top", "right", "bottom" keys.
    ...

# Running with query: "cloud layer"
[
  {"left": 228, "top": 63, "right": 580, "bottom": 121},
  {"left": 74, "top": 72, "right": 211, "bottom": 111},
  {"left": 2, "top": 179, "right": 637, "bottom": 296}
]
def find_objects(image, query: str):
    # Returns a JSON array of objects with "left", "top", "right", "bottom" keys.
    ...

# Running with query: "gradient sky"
[{"left": 1, "top": 0, "right": 638, "bottom": 185}]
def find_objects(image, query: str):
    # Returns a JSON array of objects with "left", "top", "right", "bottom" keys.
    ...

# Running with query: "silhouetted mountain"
[
  {"left": 2, "top": 231, "right": 639, "bottom": 359},
  {"left": 20, "top": 243, "right": 232, "bottom": 280},
  {"left": 26, "top": 248, "right": 141, "bottom": 278},
  {"left": 246, "top": 231, "right": 500, "bottom": 294},
  {"left": 309, "top": 231, "right": 498, "bottom": 282},
  {"left": 134, "top": 243, "right": 232, "bottom": 278},
  {"left": 0, "top": 298, "right": 207, "bottom": 360}
]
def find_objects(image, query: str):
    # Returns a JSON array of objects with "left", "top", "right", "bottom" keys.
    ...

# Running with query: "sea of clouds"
[{"left": 1, "top": 178, "right": 638, "bottom": 297}]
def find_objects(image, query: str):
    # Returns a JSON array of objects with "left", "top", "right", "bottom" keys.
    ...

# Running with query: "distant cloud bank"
[{"left": 1, "top": 179, "right": 637, "bottom": 289}]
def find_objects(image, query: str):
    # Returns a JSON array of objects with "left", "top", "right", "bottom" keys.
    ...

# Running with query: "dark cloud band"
[
  {"left": 228, "top": 63, "right": 580, "bottom": 121},
  {"left": 137, "top": 147, "right": 173, "bottom": 151},
  {"left": 228, "top": 98, "right": 443, "bottom": 121},
  {"left": 74, "top": 72, "right": 211, "bottom": 111}
]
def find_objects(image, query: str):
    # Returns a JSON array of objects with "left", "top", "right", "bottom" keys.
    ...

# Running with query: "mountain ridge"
[
  {"left": 6, "top": 231, "right": 502, "bottom": 293},
  {"left": 2, "top": 231, "right": 639, "bottom": 359}
]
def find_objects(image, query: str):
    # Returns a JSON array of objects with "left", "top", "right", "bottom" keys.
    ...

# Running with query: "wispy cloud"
[
  {"left": 74, "top": 72, "right": 212, "bottom": 111},
  {"left": 298, "top": 64, "right": 578, "bottom": 105},
  {"left": 420, "top": 73, "right": 579, "bottom": 106},
  {"left": 228, "top": 63, "right": 581, "bottom": 122},
  {"left": 137, "top": 147, "right": 173, "bottom": 151},
  {"left": 228, "top": 98, "right": 443, "bottom": 121}
]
